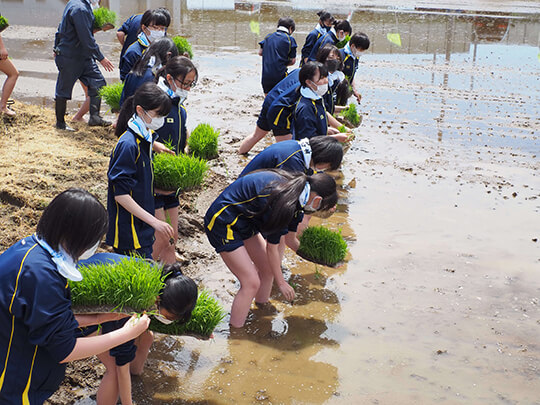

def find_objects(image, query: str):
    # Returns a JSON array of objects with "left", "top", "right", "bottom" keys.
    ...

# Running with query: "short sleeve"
[{"left": 108, "top": 140, "right": 138, "bottom": 196}]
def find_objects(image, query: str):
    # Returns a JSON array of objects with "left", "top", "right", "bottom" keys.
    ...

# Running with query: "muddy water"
[{"left": 2, "top": 1, "right": 539, "bottom": 404}]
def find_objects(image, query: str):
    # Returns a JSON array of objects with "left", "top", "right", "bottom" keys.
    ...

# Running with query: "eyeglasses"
[
  {"left": 174, "top": 77, "right": 197, "bottom": 89},
  {"left": 147, "top": 25, "right": 166, "bottom": 31}
]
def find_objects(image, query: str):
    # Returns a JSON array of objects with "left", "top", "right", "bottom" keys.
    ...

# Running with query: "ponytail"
[{"left": 115, "top": 81, "right": 171, "bottom": 137}]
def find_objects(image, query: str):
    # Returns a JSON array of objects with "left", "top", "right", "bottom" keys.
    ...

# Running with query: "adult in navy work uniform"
[
  {"left": 307, "top": 19, "right": 352, "bottom": 62},
  {"left": 0, "top": 189, "right": 149, "bottom": 405},
  {"left": 106, "top": 82, "right": 175, "bottom": 259},
  {"left": 204, "top": 170, "right": 338, "bottom": 327},
  {"left": 152, "top": 56, "right": 198, "bottom": 263},
  {"left": 240, "top": 136, "right": 343, "bottom": 177},
  {"left": 339, "top": 32, "right": 370, "bottom": 102},
  {"left": 300, "top": 10, "right": 334, "bottom": 66},
  {"left": 119, "top": 9, "right": 170, "bottom": 81},
  {"left": 259, "top": 17, "right": 297, "bottom": 95},
  {"left": 53, "top": 0, "right": 114, "bottom": 131}
]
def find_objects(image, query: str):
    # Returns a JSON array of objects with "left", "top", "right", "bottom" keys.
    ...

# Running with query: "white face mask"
[
  {"left": 154, "top": 313, "right": 174, "bottom": 324},
  {"left": 143, "top": 111, "right": 165, "bottom": 131},
  {"left": 90, "top": 0, "right": 100, "bottom": 10},
  {"left": 172, "top": 81, "right": 189, "bottom": 103},
  {"left": 304, "top": 197, "right": 321, "bottom": 213},
  {"left": 148, "top": 29, "right": 165, "bottom": 42},
  {"left": 78, "top": 241, "right": 100, "bottom": 261},
  {"left": 313, "top": 82, "right": 329, "bottom": 97},
  {"left": 35, "top": 236, "right": 83, "bottom": 281},
  {"left": 337, "top": 33, "right": 346, "bottom": 41}
]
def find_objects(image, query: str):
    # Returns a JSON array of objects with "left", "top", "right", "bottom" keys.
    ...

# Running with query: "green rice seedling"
[
  {"left": 172, "top": 36, "right": 193, "bottom": 59},
  {"left": 70, "top": 257, "right": 164, "bottom": 313},
  {"left": 98, "top": 82, "right": 124, "bottom": 112},
  {"left": 149, "top": 290, "right": 226, "bottom": 337},
  {"left": 337, "top": 124, "right": 347, "bottom": 133},
  {"left": 335, "top": 34, "right": 351, "bottom": 49},
  {"left": 0, "top": 16, "right": 9, "bottom": 32},
  {"left": 153, "top": 153, "right": 207, "bottom": 192},
  {"left": 188, "top": 123, "right": 219, "bottom": 160},
  {"left": 341, "top": 103, "right": 361, "bottom": 127},
  {"left": 297, "top": 226, "right": 348, "bottom": 266},
  {"left": 93, "top": 7, "right": 116, "bottom": 30}
]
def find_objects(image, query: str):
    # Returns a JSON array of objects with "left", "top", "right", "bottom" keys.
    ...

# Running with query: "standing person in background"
[
  {"left": 0, "top": 188, "right": 150, "bottom": 405},
  {"left": 119, "top": 9, "right": 170, "bottom": 81},
  {"left": 259, "top": 17, "right": 297, "bottom": 96},
  {"left": 152, "top": 56, "right": 198, "bottom": 264},
  {"left": 0, "top": 20, "right": 19, "bottom": 117},
  {"left": 53, "top": 0, "right": 114, "bottom": 131},
  {"left": 340, "top": 32, "right": 370, "bottom": 102},
  {"left": 307, "top": 19, "right": 352, "bottom": 62},
  {"left": 300, "top": 10, "right": 334, "bottom": 66}
]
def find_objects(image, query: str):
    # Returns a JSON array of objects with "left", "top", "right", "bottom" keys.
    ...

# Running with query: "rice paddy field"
[{"left": 0, "top": 0, "right": 538, "bottom": 404}]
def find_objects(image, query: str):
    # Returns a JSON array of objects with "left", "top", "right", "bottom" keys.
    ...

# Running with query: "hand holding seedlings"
[
  {"left": 278, "top": 280, "right": 296, "bottom": 301},
  {"left": 152, "top": 218, "right": 174, "bottom": 240},
  {"left": 123, "top": 314, "right": 150, "bottom": 338},
  {"left": 153, "top": 140, "right": 175, "bottom": 155}
]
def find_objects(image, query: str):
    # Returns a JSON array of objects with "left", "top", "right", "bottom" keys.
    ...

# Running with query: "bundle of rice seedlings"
[
  {"left": 153, "top": 153, "right": 207, "bottom": 192},
  {"left": 0, "top": 16, "right": 9, "bottom": 32},
  {"left": 188, "top": 123, "right": 219, "bottom": 160},
  {"left": 71, "top": 257, "right": 164, "bottom": 313},
  {"left": 341, "top": 103, "right": 361, "bottom": 127},
  {"left": 335, "top": 34, "right": 351, "bottom": 49},
  {"left": 98, "top": 82, "right": 124, "bottom": 112},
  {"left": 93, "top": 7, "right": 116, "bottom": 30},
  {"left": 149, "top": 290, "right": 226, "bottom": 338},
  {"left": 337, "top": 124, "right": 347, "bottom": 133},
  {"left": 297, "top": 226, "right": 348, "bottom": 266},
  {"left": 172, "top": 36, "right": 193, "bottom": 59}
]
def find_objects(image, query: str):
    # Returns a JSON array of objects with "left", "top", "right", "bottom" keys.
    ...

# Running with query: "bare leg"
[
  {"left": 238, "top": 125, "right": 269, "bottom": 155},
  {"left": 158, "top": 206, "right": 179, "bottom": 264},
  {"left": 274, "top": 133, "right": 292, "bottom": 143},
  {"left": 96, "top": 352, "right": 120, "bottom": 405},
  {"left": 152, "top": 208, "right": 169, "bottom": 262},
  {"left": 130, "top": 330, "right": 154, "bottom": 375},
  {"left": 220, "top": 245, "right": 262, "bottom": 328},
  {"left": 0, "top": 58, "right": 18, "bottom": 116},
  {"left": 72, "top": 82, "right": 89, "bottom": 122},
  {"left": 243, "top": 234, "right": 275, "bottom": 304}
]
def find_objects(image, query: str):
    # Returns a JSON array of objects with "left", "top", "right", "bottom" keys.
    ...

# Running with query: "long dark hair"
[
  {"left": 131, "top": 37, "right": 178, "bottom": 77},
  {"left": 155, "top": 56, "right": 198, "bottom": 88},
  {"left": 160, "top": 263, "right": 198, "bottom": 324},
  {"left": 36, "top": 188, "right": 108, "bottom": 259},
  {"left": 115, "top": 82, "right": 171, "bottom": 137},
  {"left": 335, "top": 78, "right": 353, "bottom": 106},
  {"left": 253, "top": 170, "right": 337, "bottom": 233},
  {"left": 309, "top": 136, "right": 343, "bottom": 170}
]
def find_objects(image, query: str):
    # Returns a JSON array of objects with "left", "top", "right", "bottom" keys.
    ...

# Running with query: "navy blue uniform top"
[
  {"left": 293, "top": 93, "right": 328, "bottom": 140},
  {"left": 118, "top": 14, "right": 143, "bottom": 59},
  {"left": 106, "top": 127, "right": 155, "bottom": 250},
  {"left": 301, "top": 24, "right": 326, "bottom": 63},
  {"left": 205, "top": 171, "right": 298, "bottom": 244},
  {"left": 154, "top": 97, "right": 188, "bottom": 154},
  {"left": 55, "top": 0, "right": 104, "bottom": 61},
  {"left": 119, "top": 35, "right": 149, "bottom": 81},
  {"left": 266, "top": 85, "right": 301, "bottom": 132},
  {"left": 240, "top": 140, "right": 309, "bottom": 176},
  {"left": 261, "top": 68, "right": 300, "bottom": 113},
  {"left": 259, "top": 29, "right": 297, "bottom": 88},
  {"left": 0, "top": 235, "right": 79, "bottom": 404},
  {"left": 120, "top": 66, "right": 155, "bottom": 106},
  {"left": 340, "top": 47, "right": 359, "bottom": 83},
  {"left": 307, "top": 30, "right": 338, "bottom": 61}
]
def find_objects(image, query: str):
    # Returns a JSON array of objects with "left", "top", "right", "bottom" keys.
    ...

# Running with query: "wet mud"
[{"left": 0, "top": 1, "right": 538, "bottom": 404}]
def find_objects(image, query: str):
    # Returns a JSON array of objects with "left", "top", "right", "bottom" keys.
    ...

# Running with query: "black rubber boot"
[
  {"left": 55, "top": 97, "right": 74, "bottom": 131},
  {"left": 88, "top": 96, "right": 111, "bottom": 127}
]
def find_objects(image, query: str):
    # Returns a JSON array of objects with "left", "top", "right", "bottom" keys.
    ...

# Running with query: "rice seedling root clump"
[
  {"left": 341, "top": 103, "right": 361, "bottom": 127},
  {"left": 93, "top": 7, "right": 116, "bottom": 30},
  {"left": 172, "top": 36, "right": 194, "bottom": 59},
  {"left": 98, "top": 82, "right": 124, "bottom": 112},
  {"left": 153, "top": 153, "right": 207, "bottom": 193},
  {"left": 188, "top": 123, "right": 219, "bottom": 160},
  {"left": 297, "top": 225, "right": 348, "bottom": 266}
]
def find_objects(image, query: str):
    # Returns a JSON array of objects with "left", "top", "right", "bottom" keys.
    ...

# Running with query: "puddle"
[{"left": 1, "top": 1, "right": 538, "bottom": 404}]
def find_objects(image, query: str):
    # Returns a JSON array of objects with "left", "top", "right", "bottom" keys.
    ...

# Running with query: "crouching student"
[
  {"left": 204, "top": 170, "right": 337, "bottom": 327},
  {"left": 300, "top": 10, "right": 334, "bottom": 66},
  {"left": 77, "top": 255, "right": 197, "bottom": 405},
  {"left": 0, "top": 188, "right": 150, "bottom": 405},
  {"left": 240, "top": 136, "right": 343, "bottom": 176},
  {"left": 292, "top": 62, "right": 348, "bottom": 142},
  {"left": 152, "top": 56, "right": 198, "bottom": 263},
  {"left": 307, "top": 19, "right": 352, "bottom": 62},
  {"left": 259, "top": 17, "right": 297, "bottom": 95},
  {"left": 106, "top": 82, "right": 175, "bottom": 259},
  {"left": 339, "top": 32, "right": 370, "bottom": 102}
]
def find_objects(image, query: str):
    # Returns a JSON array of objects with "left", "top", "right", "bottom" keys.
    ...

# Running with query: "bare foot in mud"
[{"left": 0, "top": 106, "right": 16, "bottom": 117}]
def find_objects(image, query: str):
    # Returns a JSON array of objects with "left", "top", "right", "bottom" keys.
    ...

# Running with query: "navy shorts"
[
  {"left": 203, "top": 215, "right": 256, "bottom": 253},
  {"left": 113, "top": 245, "right": 153, "bottom": 260},
  {"left": 257, "top": 105, "right": 291, "bottom": 137},
  {"left": 55, "top": 55, "right": 106, "bottom": 99},
  {"left": 101, "top": 319, "right": 137, "bottom": 366},
  {"left": 155, "top": 194, "right": 180, "bottom": 210}
]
